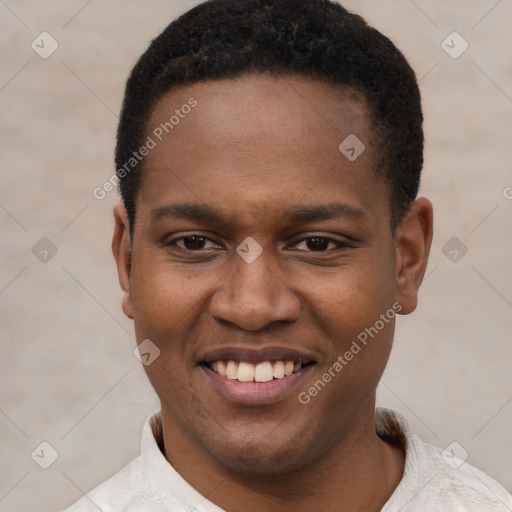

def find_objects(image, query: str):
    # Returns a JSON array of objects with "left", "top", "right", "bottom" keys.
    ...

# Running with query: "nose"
[{"left": 208, "top": 249, "right": 301, "bottom": 331}]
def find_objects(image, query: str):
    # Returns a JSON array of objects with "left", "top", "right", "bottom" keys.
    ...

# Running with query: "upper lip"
[{"left": 198, "top": 346, "right": 316, "bottom": 365}]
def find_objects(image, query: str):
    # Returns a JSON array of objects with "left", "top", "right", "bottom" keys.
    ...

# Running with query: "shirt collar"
[
  {"left": 141, "top": 407, "right": 414, "bottom": 509},
  {"left": 141, "top": 411, "right": 225, "bottom": 511}
]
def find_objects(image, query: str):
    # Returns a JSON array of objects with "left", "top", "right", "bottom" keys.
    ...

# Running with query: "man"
[{"left": 65, "top": 0, "right": 512, "bottom": 510}]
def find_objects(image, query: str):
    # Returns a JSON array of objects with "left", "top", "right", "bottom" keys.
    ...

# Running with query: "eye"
[
  {"left": 166, "top": 234, "right": 221, "bottom": 251},
  {"left": 163, "top": 233, "right": 353, "bottom": 254},
  {"left": 292, "top": 236, "right": 350, "bottom": 252}
]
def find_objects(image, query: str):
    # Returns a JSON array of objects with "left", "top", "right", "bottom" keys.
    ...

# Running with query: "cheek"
[
  {"left": 129, "top": 261, "right": 200, "bottom": 397},
  {"left": 128, "top": 254, "right": 219, "bottom": 376},
  {"left": 305, "top": 250, "right": 397, "bottom": 401},
  {"left": 130, "top": 255, "right": 201, "bottom": 329},
  {"left": 313, "top": 254, "right": 396, "bottom": 338}
]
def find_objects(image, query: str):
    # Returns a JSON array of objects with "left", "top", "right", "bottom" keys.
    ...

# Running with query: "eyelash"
[{"left": 164, "top": 233, "right": 352, "bottom": 253}]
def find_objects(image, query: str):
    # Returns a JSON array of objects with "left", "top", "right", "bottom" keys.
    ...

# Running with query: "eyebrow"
[
  {"left": 283, "top": 203, "right": 367, "bottom": 223},
  {"left": 151, "top": 202, "right": 367, "bottom": 225},
  {"left": 152, "top": 203, "right": 223, "bottom": 223}
]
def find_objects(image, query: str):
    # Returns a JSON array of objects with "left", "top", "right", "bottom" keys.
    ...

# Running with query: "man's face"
[{"left": 115, "top": 74, "right": 422, "bottom": 475}]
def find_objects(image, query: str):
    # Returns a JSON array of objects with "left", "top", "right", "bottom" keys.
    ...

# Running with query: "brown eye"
[
  {"left": 304, "top": 237, "right": 330, "bottom": 251},
  {"left": 163, "top": 233, "right": 221, "bottom": 252},
  {"left": 293, "top": 236, "right": 347, "bottom": 252},
  {"left": 179, "top": 236, "right": 208, "bottom": 251}
]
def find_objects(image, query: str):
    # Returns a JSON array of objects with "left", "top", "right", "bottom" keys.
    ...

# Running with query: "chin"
[
  {"left": 202, "top": 426, "right": 320, "bottom": 477},
  {"left": 214, "top": 446, "right": 303, "bottom": 476}
]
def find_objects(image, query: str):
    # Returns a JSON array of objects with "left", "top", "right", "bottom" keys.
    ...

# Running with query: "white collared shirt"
[{"left": 63, "top": 408, "right": 512, "bottom": 511}]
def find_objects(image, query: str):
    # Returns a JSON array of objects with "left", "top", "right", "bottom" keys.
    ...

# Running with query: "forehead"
[
  {"left": 148, "top": 73, "right": 373, "bottom": 149},
  {"left": 137, "top": 74, "right": 389, "bottom": 229}
]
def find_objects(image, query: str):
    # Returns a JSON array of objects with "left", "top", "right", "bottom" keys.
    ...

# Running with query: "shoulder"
[
  {"left": 60, "top": 411, "right": 206, "bottom": 512},
  {"left": 61, "top": 456, "right": 150, "bottom": 512},
  {"left": 412, "top": 437, "right": 512, "bottom": 510},
  {"left": 377, "top": 408, "right": 512, "bottom": 511},
  {"left": 62, "top": 455, "right": 183, "bottom": 511}
]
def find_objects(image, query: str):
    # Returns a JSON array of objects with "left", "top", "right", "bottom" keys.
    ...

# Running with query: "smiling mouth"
[{"left": 204, "top": 359, "right": 313, "bottom": 383}]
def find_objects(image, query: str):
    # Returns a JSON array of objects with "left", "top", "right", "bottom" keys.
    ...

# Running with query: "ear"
[
  {"left": 394, "top": 197, "right": 434, "bottom": 315},
  {"left": 112, "top": 203, "right": 134, "bottom": 320}
]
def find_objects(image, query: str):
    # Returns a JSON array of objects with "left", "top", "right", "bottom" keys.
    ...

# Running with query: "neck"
[{"left": 160, "top": 404, "right": 405, "bottom": 512}]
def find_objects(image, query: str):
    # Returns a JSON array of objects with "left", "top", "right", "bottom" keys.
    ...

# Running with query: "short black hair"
[{"left": 116, "top": 0, "right": 423, "bottom": 235}]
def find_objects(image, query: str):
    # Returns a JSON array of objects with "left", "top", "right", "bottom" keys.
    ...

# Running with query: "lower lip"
[{"left": 201, "top": 364, "right": 314, "bottom": 406}]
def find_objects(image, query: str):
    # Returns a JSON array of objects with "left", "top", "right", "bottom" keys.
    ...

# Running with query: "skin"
[{"left": 112, "top": 74, "right": 433, "bottom": 512}]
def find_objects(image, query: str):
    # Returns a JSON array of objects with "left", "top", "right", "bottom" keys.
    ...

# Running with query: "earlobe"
[
  {"left": 112, "top": 203, "right": 134, "bottom": 320},
  {"left": 395, "top": 197, "right": 434, "bottom": 315}
]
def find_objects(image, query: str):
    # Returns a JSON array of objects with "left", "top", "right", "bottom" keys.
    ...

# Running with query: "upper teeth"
[{"left": 210, "top": 360, "right": 302, "bottom": 382}]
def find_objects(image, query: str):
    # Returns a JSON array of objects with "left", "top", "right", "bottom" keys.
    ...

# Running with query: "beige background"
[{"left": 1, "top": 1, "right": 511, "bottom": 510}]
